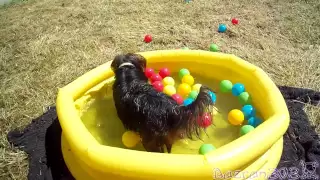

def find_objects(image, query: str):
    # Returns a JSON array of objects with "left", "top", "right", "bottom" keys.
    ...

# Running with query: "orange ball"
[
  {"left": 228, "top": 109, "right": 244, "bottom": 125},
  {"left": 177, "top": 83, "right": 191, "bottom": 98}
]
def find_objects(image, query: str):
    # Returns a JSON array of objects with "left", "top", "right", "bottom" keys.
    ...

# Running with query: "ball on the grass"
[
  {"left": 181, "top": 47, "right": 189, "bottom": 50},
  {"left": 122, "top": 131, "right": 140, "bottom": 148},
  {"left": 220, "top": 80, "right": 233, "bottom": 93},
  {"left": 144, "top": 68, "right": 155, "bottom": 78},
  {"left": 182, "top": 74, "right": 194, "bottom": 86},
  {"left": 144, "top": 34, "right": 152, "bottom": 43},
  {"left": 150, "top": 74, "right": 162, "bottom": 83},
  {"left": 218, "top": 24, "right": 227, "bottom": 33},
  {"left": 192, "top": 83, "right": 202, "bottom": 92},
  {"left": 188, "top": 90, "right": 198, "bottom": 99},
  {"left": 152, "top": 81, "right": 164, "bottom": 92},
  {"left": 238, "top": 92, "right": 251, "bottom": 105},
  {"left": 179, "top": 68, "right": 190, "bottom": 79},
  {"left": 163, "top": 85, "right": 176, "bottom": 96},
  {"left": 240, "top": 125, "right": 255, "bottom": 136},
  {"left": 199, "top": 144, "right": 216, "bottom": 155},
  {"left": 159, "top": 68, "right": 170, "bottom": 78},
  {"left": 232, "top": 83, "right": 245, "bottom": 96},
  {"left": 232, "top": 18, "right": 239, "bottom": 25},
  {"left": 241, "top": 105, "right": 256, "bottom": 119},
  {"left": 248, "top": 117, "right": 262, "bottom": 127},
  {"left": 228, "top": 109, "right": 245, "bottom": 125},
  {"left": 172, "top": 94, "right": 184, "bottom": 105},
  {"left": 209, "top": 43, "right": 219, "bottom": 52},
  {"left": 162, "top": 77, "right": 175, "bottom": 86},
  {"left": 178, "top": 83, "right": 191, "bottom": 98}
]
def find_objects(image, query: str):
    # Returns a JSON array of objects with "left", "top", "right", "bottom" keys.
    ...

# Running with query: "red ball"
[
  {"left": 145, "top": 68, "right": 155, "bottom": 78},
  {"left": 150, "top": 74, "right": 162, "bottom": 83},
  {"left": 231, "top": 18, "right": 239, "bottom": 25},
  {"left": 152, "top": 81, "right": 164, "bottom": 92},
  {"left": 172, "top": 94, "right": 183, "bottom": 105},
  {"left": 144, "top": 35, "right": 152, "bottom": 43},
  {"left": 197, "top": 113, "right": 212, "bottom": 128},
  {"left": 159, "top": 68, "right": 170, "bottom": 78}
]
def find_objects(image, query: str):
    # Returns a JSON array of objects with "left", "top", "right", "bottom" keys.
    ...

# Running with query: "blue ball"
[
  {"left": 241, "top": 105, "right": 256, "bottom": 119},
  {"left": 248, "top": 117, "right": 262, "bottom": 127},
  {"left": 218, "top": 24, "right": 227, "bottom": 33},
  {"left": 183, "top": 98, "right": 194, "bottom": 106},
  {"left": 208, "top": 91, "right": 216, "bottom": 103},
  {"left": 232, "top": 83, "right": 245, "bottom": 96}
]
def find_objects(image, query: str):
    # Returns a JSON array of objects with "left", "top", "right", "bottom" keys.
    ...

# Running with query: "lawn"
[{"left": 0, "top": 0, "right": 319, "bottom": 179}]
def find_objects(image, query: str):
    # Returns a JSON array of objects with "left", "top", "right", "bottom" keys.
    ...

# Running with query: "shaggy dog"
[{"left": 111, "top": 53, "right": 215, "bottom": 153}]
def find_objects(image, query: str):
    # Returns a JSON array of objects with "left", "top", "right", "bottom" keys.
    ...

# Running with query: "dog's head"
[{"left": 111, "top": 53, "right": 147, "bottom": 72}]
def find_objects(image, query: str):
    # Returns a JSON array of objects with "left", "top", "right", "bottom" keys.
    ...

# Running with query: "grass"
[{"left": 0, "top": 0, "right": 319, "bottom": 179}]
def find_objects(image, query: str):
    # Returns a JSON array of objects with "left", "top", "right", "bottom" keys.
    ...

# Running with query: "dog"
[{"left": 111, "top": 53, "right": 215, "bottom": 153}]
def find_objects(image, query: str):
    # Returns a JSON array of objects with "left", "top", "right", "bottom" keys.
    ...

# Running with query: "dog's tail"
[{"left": 175, "top": 85, "right": 215, "bottom": 139}]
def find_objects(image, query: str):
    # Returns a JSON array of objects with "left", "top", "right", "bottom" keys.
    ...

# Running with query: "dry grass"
[{"left": 0, "top": 0, "right": 319, "bottom": 179}]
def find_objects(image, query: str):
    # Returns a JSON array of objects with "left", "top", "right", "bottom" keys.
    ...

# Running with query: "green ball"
[
  {"left": 181, "top": 47, "right": 189, "bottom": 50},
  {"left": 188, "top": 90, "right": 198, "bottom": 99},
  {"left": 199, "top": 144, "right": 216, "bottom": 155},
  {"left": 219, "top": 80, "right": 233, "bottom": 93},
  {"left": 209, "top": 44, "right": 219, "bottom": 52},
  {"left": 238, "top": 92, "right": 252, "bottom": 105},
  {"left": 179, "top": 68, "right": 190, "bottom": 79},
  {"left": 240, "top": 125, "right": 255, "bottom": 136}
]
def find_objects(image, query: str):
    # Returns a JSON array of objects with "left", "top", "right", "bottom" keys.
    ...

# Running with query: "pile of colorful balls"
[
  {"left": 220, "top": 80, "right": 262, "bottom": 136},
  {"left": 144, "top": 67, "right": 216, "bottom": 128}
]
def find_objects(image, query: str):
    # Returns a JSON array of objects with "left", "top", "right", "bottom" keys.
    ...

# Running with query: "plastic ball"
[
  {"left": 209, "top": 43, "right": 219, "bottom": 52},
  {"left": 178, "top": 83, "right": 192, "bottom": 98},
  {"left": 248, "top": 117, "right": 262, "bottom": 128},
  {"left": 192, "top": 84, "right": 202, "bottom": 92},
  {"left": 162, "top": 77, "right": 175, "bottom": 87},
  {"left": 197, "top": 113, "right": 212, "bottom": 128},
  {"left": 159, "top": 68, "right": 170, "bottom": 78},
  {"left": 219, "top": 80, "right": 233, "bottom": 93},
  {"left": 208, "top": 91, "right": 216, "bottom": 103},
  {"left": 150, "top": 74, "right": 162, "bottom": 83},
  {"left": 183, "top": 98, "right": 194, "bottom": 106},
  {"left": 122, "top": 131, "right": 140, "bottom": 148},
  {"left": 181, "top": 47, "right": 189, "bottom": 50},
  {"left": 231, "top": 83, "right": 245, "bottom": 96},
  {"left": 238, "top": 92, "right": 252, "bottom": 105},
  {"left": 228, "top": 109, "right": 245, "bottom": 125},
  {"left": 179, "top": 68, "right": 190, "bottom": 79},
  {"left": 144, "top": 34, "right": 152, "bottom": 43},
  {"left": 188, "top": 90, "right": 198, "bottom": 99},
  {"left": 218, "top": 24, "right": 227, "bottom": 33},
  {"left": 232, "top": 18, "right": 239, "bottom": 25},
  {"left": 144, "top": 68, "right": 155, "bottom": 78},
  {"left": 163, "top": 85, "right": 176, "bottom": 96},
  {"left": 240, "top": 125, "right": 254, "bottom": 136},
  {"left": 199, "top": 144, "right": 216, "bottom": 155},
  {"left": 172, "top": 94, "right": 184, "bottom": 105},
  {"left": 182, "top": 74, "right": 194, "bottom": 86},
  {"left": 152, "top": 81, "right": 164, "bottom": 92},
  {"left": 241, "top": 105, "right": 256, "bottom": 120}
]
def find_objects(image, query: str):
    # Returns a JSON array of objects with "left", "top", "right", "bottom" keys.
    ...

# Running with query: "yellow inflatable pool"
[{"left": 56, "top": 50, "right": 290, "bottom": 180}]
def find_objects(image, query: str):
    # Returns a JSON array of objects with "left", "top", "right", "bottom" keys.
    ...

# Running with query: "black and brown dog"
[{"left": 111, "top": 53, "right": 215, "bottom": 153}]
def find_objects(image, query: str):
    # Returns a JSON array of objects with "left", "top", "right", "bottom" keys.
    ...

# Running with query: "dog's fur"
[{"left": 111, "top": 53, "right": 215, "bottom": 153}]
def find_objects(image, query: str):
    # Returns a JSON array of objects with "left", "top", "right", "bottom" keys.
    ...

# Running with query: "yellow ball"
[
  {"left": 192, "top": 83, "right": 202, "bottom": 92},
  {"left": 228, "top": 109, "right": 245, "bottom": 126},
  {"left": 163, "top": 85, "right": 176, "bottom": 96},
  {"left": 178, "top": 83, "right": 191, "bottom": 98},
  {"left": 181, "top": 74, "right": 194, "bottom": 86},
  {"left": 162, "top": 77, "right": 175, "bottom": 86},
  {"left": 122, "top": 131, "right": 141, "bottom": 148}
]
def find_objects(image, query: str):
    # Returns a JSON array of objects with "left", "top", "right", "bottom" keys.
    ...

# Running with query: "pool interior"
[{"left": 79, "top": 72, "right": 264, "bottom": 154}]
